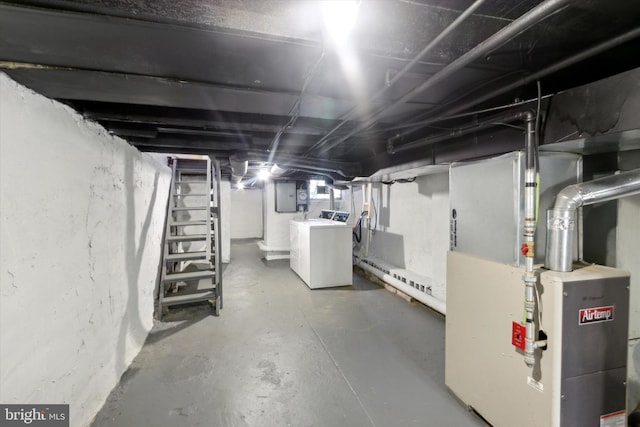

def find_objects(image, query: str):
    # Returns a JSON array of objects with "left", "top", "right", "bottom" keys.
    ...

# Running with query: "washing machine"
[{"left": 290, "top": 211, "right": 352, "bottom": 289}]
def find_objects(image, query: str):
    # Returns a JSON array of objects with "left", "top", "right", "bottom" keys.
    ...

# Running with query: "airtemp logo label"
[{"left": 579, "top": 305, "right": 614, "bottom": 325}]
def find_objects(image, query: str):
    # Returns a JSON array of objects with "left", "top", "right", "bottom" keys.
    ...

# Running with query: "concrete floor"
[{"left": 91, "top": 239, "right": 487, "bottom": 427}]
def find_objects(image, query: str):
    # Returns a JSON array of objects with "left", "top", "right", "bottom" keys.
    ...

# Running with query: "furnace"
[{"left": 446, "top": 252, "right": 629, "bottom": 427}]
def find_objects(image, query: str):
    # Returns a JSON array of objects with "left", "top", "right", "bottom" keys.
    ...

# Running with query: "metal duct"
[
  {"left": 545, "top": 168, "right": 640, "bottom": 272},
  {"left": 234, "top": 150, "right": 361, "bottom": 178},
  {"left": 229, "top": 155, "right": 248, "bottom": 182},
  {"left": 269, "top": 164, "right": 287, "bottom": 177}
]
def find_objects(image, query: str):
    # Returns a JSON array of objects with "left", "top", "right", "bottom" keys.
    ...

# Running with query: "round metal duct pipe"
[
  {"left": 229, "top": 156, "right": 248, "bottom": 182},
  {"left": 545, "top": 168, "right": 640, "bottom": 271}
]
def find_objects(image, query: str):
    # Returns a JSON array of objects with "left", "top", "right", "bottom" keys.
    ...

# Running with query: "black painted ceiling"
[{"left": 1, "top": 0, "right": 639, "bottom": 181}]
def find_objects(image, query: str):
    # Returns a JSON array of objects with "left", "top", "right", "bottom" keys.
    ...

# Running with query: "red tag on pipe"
[{"left": 512, "top": 321, "right": 526, "bottom": 350}]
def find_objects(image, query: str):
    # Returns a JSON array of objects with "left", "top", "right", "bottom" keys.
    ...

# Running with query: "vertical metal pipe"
[
  {"left": 522, "top": 112, "right": 538, "bottom": 368},
  {"left": 544, "top": 208, "right": 576, "bottom": 272}
]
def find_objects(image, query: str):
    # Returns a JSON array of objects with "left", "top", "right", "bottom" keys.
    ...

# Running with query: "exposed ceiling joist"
[{"left": 1, "top": 0, "right": 640, "bottom": 181}]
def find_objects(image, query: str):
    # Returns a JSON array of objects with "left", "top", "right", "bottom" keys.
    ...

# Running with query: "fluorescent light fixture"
[
  {"left": 258, "top": 169, "right": 270, "bottom": 181},
  {"left": 237, "top": 182, "right": 245, "bottom": 189},
  {"left": 322, "top": 1, "right": 360, "bottom": 44}
]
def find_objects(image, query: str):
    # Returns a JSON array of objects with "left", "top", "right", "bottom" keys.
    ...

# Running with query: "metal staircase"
[{"left": 158, "top": 156, "right": 222, "bottom": 317}]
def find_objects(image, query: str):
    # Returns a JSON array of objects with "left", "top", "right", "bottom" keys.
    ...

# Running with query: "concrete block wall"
[{"left": 0, "top": 73, "right": 171, "bottom": 426}]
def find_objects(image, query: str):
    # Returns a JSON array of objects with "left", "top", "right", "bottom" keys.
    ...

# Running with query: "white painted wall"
[
  {"left": 230, "top": 187, "right": 263, "bottom": 239},
  {"left": 0, "top": 73, "right": 171, "bottom": 427},
  {"left": 353, "top": 174, "right": 450, "bottom": 302}
]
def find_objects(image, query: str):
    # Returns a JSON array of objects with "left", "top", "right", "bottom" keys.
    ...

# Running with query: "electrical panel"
[
  {"left": 275, "top": 180, "right": 309, "bottom": 212},
  {"left": 275, "top": 181, "right": 296, "bottom": 212}
]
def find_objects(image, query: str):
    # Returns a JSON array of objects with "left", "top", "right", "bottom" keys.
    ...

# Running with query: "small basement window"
[{"left": 309, "top": 179, "right": 341, "bottom": 200}]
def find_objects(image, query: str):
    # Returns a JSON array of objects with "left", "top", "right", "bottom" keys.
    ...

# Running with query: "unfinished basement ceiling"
[{"left": 1, "top": 0, "right": 640, "bottom": 180}]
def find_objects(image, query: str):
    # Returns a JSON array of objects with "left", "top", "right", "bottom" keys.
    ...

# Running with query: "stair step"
[
  {"left": 167, "top": 234, "right": 207, "bottom": 242},
  {"left": 170, "top": 220, "right": 208, "bottom": 226},
  {"left": 163, "top": 270, "right": 216, "bottom": 283},
  {"left": 177, "top": 169, "right": 207, "bottom": 174},
  {"left": 173, "top": 193, "right": 209, "bottom": 197},
  {"left": 165, "top": 251, "right": 208, "bottom": 262},
  {"left": 162, "top": 289, "right": 216, "bottom": 306},
  {"left": 176, "top": 180, "right": 207, "bottom": 184},
  {"left": 172, "top": 206, "right": 208, "bottom": 211}
]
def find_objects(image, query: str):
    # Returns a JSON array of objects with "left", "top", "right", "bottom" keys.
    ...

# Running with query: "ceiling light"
[
  {"left": 322, "top": 1, "right": 360, "bottom": 45},
  {"left": 258, "top": 169, "right": 270, "bottom": 181},
  {"left": 237, "top": 182, "right": 245, "bottom": 189}
]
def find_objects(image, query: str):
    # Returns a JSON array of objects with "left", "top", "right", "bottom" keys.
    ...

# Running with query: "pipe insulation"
[
  {"left": 356, "top": 258, "right": 446, "bottom": 315},
  {"left": 545, "top": 168, "right": 640, "bottom": 272}
]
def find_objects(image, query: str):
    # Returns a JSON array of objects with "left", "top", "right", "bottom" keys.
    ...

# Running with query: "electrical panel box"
[
  {"left": 446, "top": 251, "right": 629, "bottom": 427},
  {"left": 449, "top": 151, "right": 582, "bottom": 266},
  {"left": 275, "top": 181, "right": 296, "bottom": 213}
]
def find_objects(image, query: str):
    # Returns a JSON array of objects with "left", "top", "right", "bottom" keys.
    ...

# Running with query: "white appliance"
[
  {"left": 289, "top": 217, "right": 352, "bottom": 289},
  {"left": 446, "top": 251, "right": 629, "bottom": 427}
]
